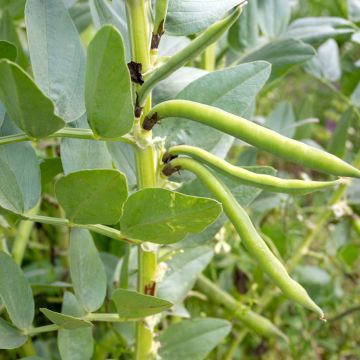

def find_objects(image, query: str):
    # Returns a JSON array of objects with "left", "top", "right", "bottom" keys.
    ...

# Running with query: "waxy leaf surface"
[
  {"left": 69, "top": 229, "right": 107, "bottom": 312},
  {"left": 121, "top": 188, "right": 222, "bottom": 244},
  {"left": 257, "top": 0, "right": 291, "bottom": 38},
  {"left": 0, "top": 118, "right": 41, "bottom": 213},
  {"left": 158, "top": 318, "right": 231, "bottom": 360},
  {"left": 283, "top": 17, "right": 354, "bottom": 44},
  {"left": 86, "top": 25, "right": 133, "bottom": 138},
  {"left": 58, "top": 292, "right": 94, "bottom": 360},
  {"left": 40, "top": 308, "right": 92, "bottom": 329},
  {"left": 228, "top": 0, "right": 258, "bottom": 51},
  {"left": 157, "top": 246, "right": 213, "bottom": 304},
  {"left": 112, "top": 289, "right": 173, "bottom": 318},
  {"left": 0, "top": 252, "right": 34, "bottom": 329},
  {"left": 0, "top": 318, "right": 27, "bottom": 349},
  {"left": 89, "top": 0, "right": 130, "bottom": 59},
  {"left": 60, "top": 114, "right": 113, "bottom": 175},
  {"left": 0, "top": 60, "right": 65, "bottom": 138},
  {"left": 166, "top": 0, "right": 245, "bottom": 35},
  {"left": 242, "top": 39, "right": 315, "bottom": 81},
  {"left": 56, "top": 169, "right": 128, "bottom": 225},
  {"left": 26, "top": 0, "right": 86, "bottom": 121}
]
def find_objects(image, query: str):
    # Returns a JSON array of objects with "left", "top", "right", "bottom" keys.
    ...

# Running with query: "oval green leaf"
[
  {"left": 166, "top": 0, "right": 245, "bottom": 35},
  {"left": 257, "top": 0, "right": 291, "bottom": 38},
  {"left": 58, "top": 292, "right": 94, "bottom": 360},
  {"left": 0, "top": 60, "right": 65, "bottom": 138},
  {"left": 284, "top": 17, "right": 354, "bottom": 44},
  {"left": 56, "top": 169, "right": 128, "bottom": 225},
  {"left": 69, "top": 229, "right": 107, "bottom": 312},
  {"left": 241, "top": 39, "right": 316, "bottom": 82},
  {"left": 158, "top": 318, "right": 231, "bottom": 360},
  {"left": 0, "top": 40, "right": 16, "bottom": 61},
  {"left": 60, "top": 115, "right": 113, "bottom": 175},
  {"left": 85, "top": 25, "right": 133, "bottom": 138},
  {"left": 157, "top": 246, "right": 214, "bottom": 304},
  {"left": 26, "top": 0, "right": 86, "bottom": 121},
  {"left": 0, "top": 318, "right": 27, "bottom": 349},
  {"left": 228, "top": 0, "right": 258, "bottom": 51},
  {"left": 112, "top": 289, "right": 173, "bottom": 318},
  {"left": 40, "top": 308, "right": 92, "bottom": 329},
  {"left": 0, "top": 158, "right": 23, "bottom": 213},
  {"left": 120, "top": 188, "right": 222, "bottom": 244},
  {"left": 0, "top": 252, "right": 34, "bottom": 330},
  {"left": 89, "top": 0, "right": 130, "bottom": 60},
  {"left": 0, "top": 118, "right": 41, "bottom": 214}
]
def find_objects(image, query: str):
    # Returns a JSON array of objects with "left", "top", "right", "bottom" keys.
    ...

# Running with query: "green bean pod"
[
  {"left": 196, "top": 274, "right": 288, "bottom": 341},
  {"left": 147, "top": 100, "right": 360, "bottom": 178},
  {"left": 166, "top": 157, "right": 324, "bottom": 318},
  {"left": 153, "top": 0, "right": 169, "bottom": 36},
  {"left": 137, "top": 7, "right": 242, "bottom": 106},
  {"left": 168, "top": 145, "right": 341, "bottom": 195}
]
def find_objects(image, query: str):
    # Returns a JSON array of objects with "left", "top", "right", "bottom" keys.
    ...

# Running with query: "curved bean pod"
[
  {"left": 166, "top": 157, "right": 324, "bottom": 318},
  {"left": 147, "top": 100, "right": 360, "bottom": 178},
  {"left": 168, "top": 145, "right": 341, "bottom": 195},
  {"left": 137, "top": 7, "right": 242, "bottom": 106}
]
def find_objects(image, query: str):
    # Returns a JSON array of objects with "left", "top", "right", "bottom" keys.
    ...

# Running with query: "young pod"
[
  {"left": 168, "top": 157, "right": 324, "bottom": 318},
  {"left": 147, "top": 100, "right": 360, "bottom": 178},
  {"left": 169, "top": 145, "right": 341, "bottom": 195},
  {"left": 138, "top": 6, "right": 243, "bottom": 106}
]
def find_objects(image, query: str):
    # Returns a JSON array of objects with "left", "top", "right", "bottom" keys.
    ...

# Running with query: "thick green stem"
[{"left": 126, "top": 1, "right": 158, "bottom": 358}]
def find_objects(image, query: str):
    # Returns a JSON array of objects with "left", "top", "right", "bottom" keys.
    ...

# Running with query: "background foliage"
[{"left": 0, "top": 0, "right": 360, "bottom": 359}]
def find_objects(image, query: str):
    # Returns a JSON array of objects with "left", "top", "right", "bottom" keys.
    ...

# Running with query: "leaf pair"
[
  {"left": 0, "top": 60, "right": 65, "bottom": 138},
  {"left": 27, "top": 0, "right": 134, "bottom": 138},
  {"left": 0, "top": 0, "right": 84, "bottom": 138},
  {"left": 41, "top": 229, "right": 172, "bottom": 328},
  {"left": 0, "top": 0, "right": 133, "bottom": 139},
  {"left": 55, "top": 169, "right": 222, "bottom": 244}
]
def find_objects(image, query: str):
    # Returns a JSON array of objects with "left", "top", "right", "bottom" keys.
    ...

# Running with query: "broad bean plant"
[{"left": 0, "top": 0, "right": 359, "bottom": 359}]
